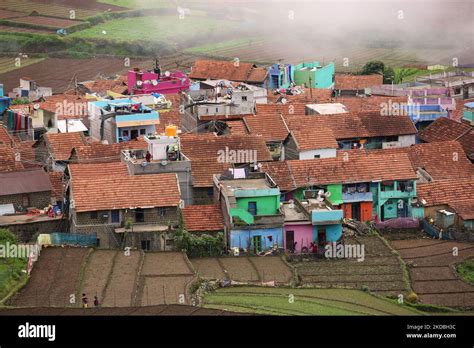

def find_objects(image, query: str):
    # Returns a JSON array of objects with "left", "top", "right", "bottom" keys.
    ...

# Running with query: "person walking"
[
  {"left": 93, "top": 295, "right": 100, "bottom": 307},
  {"left": 81, "top": 293, "right": 88, "bottom": 308}
]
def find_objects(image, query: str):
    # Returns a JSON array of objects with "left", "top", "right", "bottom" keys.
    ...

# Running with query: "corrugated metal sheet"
[{"left": 0, "top": 169, "right": 52, "bottom": 196}]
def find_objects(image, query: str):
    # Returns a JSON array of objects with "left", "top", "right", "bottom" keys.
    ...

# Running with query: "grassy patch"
[
  {"left": 185, "top": 37, "right": 265, "bottom": 54},
  {"left": 203, "top": 286, "right": 422, "bottom": 316},
  {"left": 98, "top": 0, "right": 174, "bottom": 9},
  {"left": 456, "top": 259, "right": 474, "bottom": 285},
  {"left": 71, "top": 15, "right": 236, "bottom": 44},
  {"left": 0, "top": 257, "right": 28, "bottom": 303},
  {"left": 0, "top": 57, "right": 44, "bottom": 74}
]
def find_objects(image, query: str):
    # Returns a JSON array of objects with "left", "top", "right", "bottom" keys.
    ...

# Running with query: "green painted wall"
[
  {"left": 236, "top": 195, "right": 280, "bottom": 216},
  {"left": 294, "top": 61, "right": 335, "bottom": 89},
  {"left": 327, "top": 184, "right": 343, "bottom": 205}
]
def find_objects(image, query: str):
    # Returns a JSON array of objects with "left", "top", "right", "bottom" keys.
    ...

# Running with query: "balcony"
[
  {"left": 230, "top": 208, "right": 284, "bottom": 227},
  {"left": 379, "top": 188, "right": 415, "bottom": 200},
  {"left": 342, "top": 191, "right": 373, "bottom": 203},
  {"left": 311, "top": 209, "right": 343, "bottom": 225}
]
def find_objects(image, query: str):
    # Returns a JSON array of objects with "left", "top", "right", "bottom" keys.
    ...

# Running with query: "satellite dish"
[
  {"left": 33, "top": 104, "right": 40, "bottom": 110},
  {"left": 152, "top": 80, "right": 158, "bottom": 86},
  {"left": 324, "top": 191, "right": 332, "bottom": 198},
  {"left": 281, "top": 98, "right": 287, "bottom": 104},
  {"left": 136, "top": 81, "right": 143, "bottom": 87},
  {"left": 161, "top": 160, "right": 168, "bottom": 166},
  {"left": 164, "top": 71, "right": 171, "bottom": 77}
]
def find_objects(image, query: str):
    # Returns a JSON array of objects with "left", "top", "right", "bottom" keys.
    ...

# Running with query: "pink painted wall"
[
  {"left": 284, "top": 224, "right": 313, "bottom": 253},
  {"left": 127, "top": 70, "right": 190, "bottom": 95}
]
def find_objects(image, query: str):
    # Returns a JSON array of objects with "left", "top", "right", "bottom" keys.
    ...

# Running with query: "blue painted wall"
[
  {"left": 313, "top": 224, "right": 343, "bottom": 243},
  {"left": 230, "top": 227, "right": 283, "bottom": 250}
]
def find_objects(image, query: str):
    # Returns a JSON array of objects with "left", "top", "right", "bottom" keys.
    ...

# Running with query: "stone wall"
[{"left": 0, "top": 191, "right": 53, "bottom": 209}]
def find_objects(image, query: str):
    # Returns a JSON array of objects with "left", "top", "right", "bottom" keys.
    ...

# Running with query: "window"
[
  {"left": 158, "top": 207, "right": 166, "bottom": 217},
  {"left": 135, "top": 208, "right": 145, "bottom": 223},
  {"left": 96, "top": 238, "right": 100, "bottom": 247},
  {"left": 385, "top": 136, "right": 398, "bottom": 142},
  {"left": 215, "top": 107, "right": 219, "bottom": 113},
  {"left": 241, "top": 96, "right": 247, "bottom": 102},
  {"left": 141, "top": 240, "right": 150, "bottom": 251},
  {"left": 314, "top": 155, "right": 321, "bottom": 159},
  {"left": 111, "top": 210, "right": 120, "bottom": 223},
  {"left": 454, "top": 88, "right": 461, "bottom": 95},
  {"left": 248, "top": 201, "right": 257, "bottom": 216},
  {"left": 140, "top": 129, "right": 146, "bottom": 135},
  {"left": 122, "top": 130, "right": 129, "bottom": 137},
  {"left": 90, "top": 211, "right": 98, "bottom": 219}
]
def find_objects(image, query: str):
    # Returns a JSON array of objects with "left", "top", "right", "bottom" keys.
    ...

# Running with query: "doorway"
[
  {"left": 252, "top": 235, "right": 261, "bottom": 254},
  {"left": 317, "top": 228, "right": 326, "bottom": 249},
  {"left": 286, "top": 230, "right": 295, "bottom": 252},
  {"left": 351, "top": 203, "right": 361, "bottom": 221},
  {"left": 130, "top": 129, "right": 139, "bottom": 139},
  {"left": 248, "top": 201, "right": 257, "bottom": 216}
]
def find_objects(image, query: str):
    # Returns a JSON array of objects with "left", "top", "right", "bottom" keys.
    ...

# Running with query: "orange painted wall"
[
  {"left": 360, "top": 201, "right": 373, "bottom": 222},
  {"left": 343, "top": 204, "right": 352, "bottom": 219}
]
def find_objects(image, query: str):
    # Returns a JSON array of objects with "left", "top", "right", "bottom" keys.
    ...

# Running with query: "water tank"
[{"left": 165, "top": 125, "right": 177, "bottom": 137}]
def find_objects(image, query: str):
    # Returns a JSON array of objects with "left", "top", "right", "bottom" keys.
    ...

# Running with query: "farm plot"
[
  {"left": 0, "top": 57, "right": 44, "bottom": 74},
  {"left": 191, "top": 256, "right": 293, "bottom": 284},
  {"left": 293, "top": 235, "right": 408, "bottom": 297},
  {"left": 7, "top": 16, "right": 84, "bottom": 29},
  {"left": 0, "top": 25, "right": 54, "bottom": 34},
  {"left": 80, "top": 249, "right": 117, "bottom": 301},
  {"left": 0, "top": 0, "right": 97, "bottom": 19},
  {"left": 390, "top": 239, "right": 474, "bottom": 308},
  {"left": 0, "top": 58, "right": 132, "bottom": 93},
  {"left": 141, "top": 252, "right": 193, "bottom": 276},
  {"left": 102, "top": 250, "right": 142, "bottom": 307},
  {"left": 31, "top": 0, "right": 127, "bottom": 12},
  {"left": 203, "top": 287, "right": 421, "bottom": 316},
  {"left": 10, "top": 247, "right": 90, "bottom": 307},
  {"left": 0, "top": 9, "right": 25, "bottom": 19}
]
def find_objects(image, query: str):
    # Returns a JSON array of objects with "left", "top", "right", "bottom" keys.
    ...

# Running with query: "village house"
[
  {"left": 213, "top": 171, "right": 284, "bottom": 253},
  {"left": 282, "top": 196, "right": 343, "bottom": 254},
  {"left": 417, "top": 178, "right": 474, "bottom": 233},
  {"left": 88, "top": 98, "right": 160, "bottom": 143},
  {"left": 268, "top": 63, "right": 294, "bottom": 89},
  {"left": 293, "top": 61, "right": 335, "bottom": 89},
  {"left": 463, "top": 101, "right": 474, "bottom": 125},
  {"left": 262, "top": 150, "right": 418, "bottom": 222},
  {"left": 285, "top": 111, "right": 417, "bottom": 150},
  {"left": 127, "top": 66, "right": 190, "bottom": 95},
  {"left": 34, "top": 132, "right": 88, "bottom": 171},
  {"left": 334, "top": 74, "right": 383, "bottom": 96},
  {"left": 8, "top": 77, "right": 52, "bottom": 102},
  {"left": 189, "top": 59, "right": 268, "bottom": 87},
  {"left": 0, "top": 83, "right": 11, "bottom": 115},
  {"left": 179, "top": 133, "right": 273, "bottom": 204},
  {"left": 181, "top": 204, "right": 224, "bottom": 234},
  {"left": 416, "top": 70, "right": 474, "bottom": 99},
  {"left": 68, "top": 161, "right": 181, "bottom": 250}
]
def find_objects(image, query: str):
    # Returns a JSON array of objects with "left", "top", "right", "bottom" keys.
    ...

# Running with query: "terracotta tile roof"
[
  {"left": 43, "top": 132, "right": 87, "bottom": 161},
  {"left": 266, "top": 88, "right": 333, "bottom": 104},
  {"left": 182, "top": 204, "right": 224, "bottom": 232},
  {"left": 289, "top": 125, "right": 338, "bottom": 150},
  {"left": 180, "top": 133, "right": 269, "bottom": 187},
  {"left": 262, "top": 150, "right": 417, "bottom": 190},
  {"left": 335, "top": 74, "right": 383, "bottom": 90},
  {"left": 71, "top": 138, "right": 148, "bottom": 163},
  {"left": 180, "top": 133, "right": 272, "bottom": 162},
  {"left": 69, "top": 162, "right": 181, "bottom": 212},
  {"left": 256, "top": 103, "right": 307, "bottom": 118},
  {"left": 0, "top": 146, "right": 24, "bottom": 172},
  {"left": 80, "top": 79, "right": 126, "bottom": 94},
  {"left": 417, "top": 178, "right": 474, "bottom": 207},
  {"left": 0, "top": 169, "right": 52, "bottom": 196},
  {"left": 225, "top": 120, "right": 249, "bottom": 135},
  {"left": 332, "top": 96, "right": 408, "bottom": 113},
  {"left": 39, "top": 94, "right": 88, "bottom": 119},
  {"left": 418, "top": 118, "right": 474, "bottom": 161},
  {"left": 189, "top": 59, "right": 267, "bottom": 83},
  {"left": 260, "top": 161, "right": 295, "bottom": 191},
  {"left": 14, "top": 140, "right": 40, "bottom": 168},
  {"left": 448, "top": 200, "right": 474, "bottom": 220},
  {"left": 0, "top": 125, "right": 15, "bottom": 147},
  {"left": 48, "top": 171, "right": 64, "bottom": 200},
  {"left": 286, "top": 111, "right": 417, "bottom": 140},
  {"left": 376, "top": 141, "right": 474, "bottom": 180},
  {"left": 243, "top": 112, "right": 289, "bottom": 142}
]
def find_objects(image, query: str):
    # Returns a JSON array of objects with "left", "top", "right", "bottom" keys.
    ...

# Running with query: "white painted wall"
[
  {"left": 299, "top": 148, "right": 337, "bottom": 160},
  {"left": 398, "top": 134, "right": 416, "bottom": 147}
]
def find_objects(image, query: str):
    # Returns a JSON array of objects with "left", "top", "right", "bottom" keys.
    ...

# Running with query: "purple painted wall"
[{"left": 284, "top": 223, "right": 313, "bottom": 253}]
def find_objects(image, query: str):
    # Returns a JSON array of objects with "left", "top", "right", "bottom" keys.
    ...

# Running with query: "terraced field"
[
  {"left": 0, "top": 57, "right": 45, "bottom": 74},
  {"left": 203, "top": 287, "right": 421, "bottom": 315},
  {"left": 0, "top": 0, "right": 97, "bottom": 19},
  {"left": 191, "top": 256, "right": 293, "bottom": 284},
  {"left": 293, "top": 235, "right": 409, "bottom": 297},
  {"left": 7, "top": 16, "right": 84, "bottom": 29},
  {"left": 390, "top": 239, "right": 474, "bottom": 308}
]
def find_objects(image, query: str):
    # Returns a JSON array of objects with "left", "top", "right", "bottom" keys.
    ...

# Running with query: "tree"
[
  {"left": 359, "top": 61, "right": 385, "bottom": 75},
  {"left": 383, "top": 67, "right": 395, "bottom": 84},
  {"left": 394, "top": 68, "right": 410, "bottom": 84},
  {"left": 0, "top": 228, "right": 16, "bottom": 245}
]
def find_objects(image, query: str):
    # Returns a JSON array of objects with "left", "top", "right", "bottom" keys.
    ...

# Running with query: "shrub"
[{"left": 406, "top": 291, "right": 418, "bottom": 303}]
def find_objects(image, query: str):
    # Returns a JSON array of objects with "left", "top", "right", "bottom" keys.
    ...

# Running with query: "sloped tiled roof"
[
  {"left": 14, "top": 140, "right": 39, "bottom": 168},
  {"left": 0, "top": 146, "right": 24, "bottom": 172},
  {"left": 261, "top": 150, "right": 417, "bottom": 190},
  {"left": 69, "top": 162, "right": 180, "bottom": 212},
  {"left": 225, "top": 120, "right": 249, "bottom": 135},
  {"left": 0, "top": 169, "right": 51, "bottom": 196},
  {"left": 418, "top": 118, "right": 474, "bottom": 160},
  {"left": 417, "top": 178, "right": 474, "bottom": 207},
  {"left": 182, "top": 204, "right": 224, "bottom": 232},
  {"left": 335, "top": 74, "right": 383, "bottom": 90},
  {"left": 266, "top": 88, "right": 333, "bottom": 104},
  {"left": 376, "top": 141, "right": 473, "bottom": 180},
  {"left": 189, "top": 59, "right": 267, "bottom": 83},
  {"left": 48, "top": 171, "right": 64, "bottom": 200},
  {"left": 0, "top": 125, "right": 15, "bottom": 147},
  {"left": 243, "top": 112, "right": 289, "bottom": 142},
  {"left": 448, "top": 200, "right": 474, "bottom": 220},
  {"left": 286, "top": 111, "right": 417, "bottom": 139},
  {"left": 289, "top": 125, "right": 338, "bottom": 151},
  {"left": 43, "top": 132, "right": 87, "bottom": 161},
  {"left": 70, "top": 138, "right": 148, "bottom": 164},
  {"left": 260, "top": 161, "right": 295, "bottom": 191},
  {"left": 189, "top": 160, "right": 231, "bottom": 188}
]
